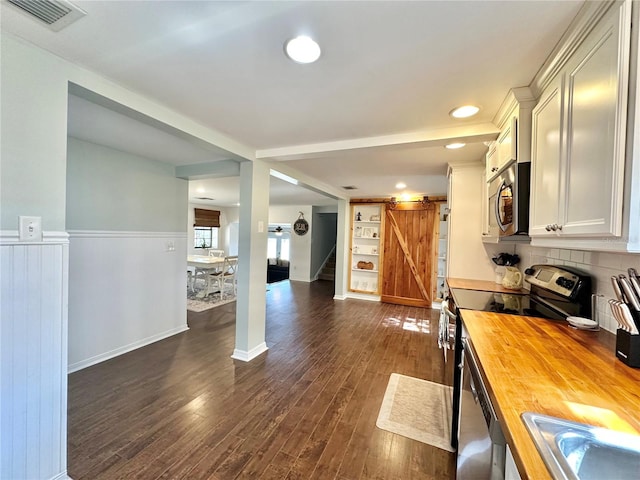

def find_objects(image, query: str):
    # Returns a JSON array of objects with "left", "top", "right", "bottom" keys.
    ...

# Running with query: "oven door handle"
[{"left": 442, "top": 303, "right": 457, "bottom": 321}]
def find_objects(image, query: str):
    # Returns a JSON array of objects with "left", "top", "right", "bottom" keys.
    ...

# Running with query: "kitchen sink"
[{"left": 521, "top": 412, "right": 640, "bottom": 480}]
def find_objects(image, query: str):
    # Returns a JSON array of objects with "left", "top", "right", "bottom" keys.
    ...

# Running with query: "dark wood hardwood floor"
[{"left": 68, "top": 280, "right": 456, "bottom": 479}]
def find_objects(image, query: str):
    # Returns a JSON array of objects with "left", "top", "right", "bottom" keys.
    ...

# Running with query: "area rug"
[
  {"left": 187, "top": 281, "right": 236, "bottom": 313},
  {"left": 376, "top": 373, "right": 455, "bottom": 452}
]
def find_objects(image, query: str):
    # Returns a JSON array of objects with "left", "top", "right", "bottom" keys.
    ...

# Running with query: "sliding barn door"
[{"left": 381, "top": 203, "right": 438, "bottom": 307}]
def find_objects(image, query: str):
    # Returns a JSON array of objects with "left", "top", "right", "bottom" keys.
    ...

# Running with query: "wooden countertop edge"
[
  {"left": 447, "top": 277, "right": 527, "bottom": 294},
  {"left": 460, "top": 309, "right": 640, "bottom": 480}
]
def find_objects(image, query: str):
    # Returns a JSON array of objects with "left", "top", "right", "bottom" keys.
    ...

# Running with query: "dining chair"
[
  {"left": 208, "top": 249, "right": 225, "bottom": 258},
  {"left": 210, "top": 256, "right": 238, "bottom": 297}
]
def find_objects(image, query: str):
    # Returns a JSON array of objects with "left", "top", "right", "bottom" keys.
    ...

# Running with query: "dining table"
[{"left": 187, "top": 255, "right": 226, "bottom": 298}]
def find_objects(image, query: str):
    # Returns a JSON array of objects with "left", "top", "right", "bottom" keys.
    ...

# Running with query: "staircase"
[{"left": 317, "top": 251, "right": 336, "bottom": 282}]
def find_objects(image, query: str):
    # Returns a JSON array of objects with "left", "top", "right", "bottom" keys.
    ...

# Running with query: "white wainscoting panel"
[
  {"left": 67, "top": 231, "right": 188, "bottom": 372},
  {"left": 1, "top": 232, "right": 70, "bottom": 480}
]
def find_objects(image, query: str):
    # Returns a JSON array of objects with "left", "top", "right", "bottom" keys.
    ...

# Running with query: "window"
[
  {"left": 193, "top": 208, "right": 221, "bottom": 249},
  {"left": 267, "top": 227, "right": 290, "bottom": 260},
  {"left": 194, "top": 227, "right": 219, "bottom": 249}
]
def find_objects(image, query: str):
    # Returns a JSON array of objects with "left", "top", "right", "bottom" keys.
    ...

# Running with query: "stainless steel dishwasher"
[{"left": 456, "top": 336, "right": 506, "bottom": 480}]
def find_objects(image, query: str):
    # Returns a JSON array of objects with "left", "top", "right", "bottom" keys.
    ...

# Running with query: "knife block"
[{"left": 615, "top": 329, "right": 640, "bottom": 368}]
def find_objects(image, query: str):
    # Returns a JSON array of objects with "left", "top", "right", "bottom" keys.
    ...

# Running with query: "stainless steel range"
[{"left": 447, "top": 264, "right": 593, "bottom": 479}]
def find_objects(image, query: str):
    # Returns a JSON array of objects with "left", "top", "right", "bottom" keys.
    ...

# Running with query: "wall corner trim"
[{"left": 49, "top": 471, "right": 73, "bottom": 480}]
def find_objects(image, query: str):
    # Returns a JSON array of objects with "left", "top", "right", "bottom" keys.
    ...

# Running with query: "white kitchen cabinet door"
[
  {"left": 485, "top": 142, "right": 499, "bottom": 180},
  {"left": 530, "top": 75, "right": 564, "bottom": 236},
  {"left": 561, "top": 5, "right": 628, "bottom": 237},
  {"left": 496, "top": 117, "right": 517, "bottom": 172}
]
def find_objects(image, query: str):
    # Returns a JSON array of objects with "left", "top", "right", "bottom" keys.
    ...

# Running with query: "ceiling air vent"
[
  {"left": 342, "top": 185, "right": 358, "bottom": 190},
  {"left": 7, "top": 0, "right": 87, "bottom": 31}
]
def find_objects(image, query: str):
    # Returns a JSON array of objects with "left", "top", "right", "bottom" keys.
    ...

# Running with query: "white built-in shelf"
[{"left": 351, "top": 204, "right": 383, "bottom": 295}]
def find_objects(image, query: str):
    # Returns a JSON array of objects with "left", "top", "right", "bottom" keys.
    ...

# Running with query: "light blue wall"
[
  {"left": 66, "top": 137, "right": 187, "bottom": 232},
  {"left": 1, "top": 34, "right": 69, "bottom": 231}
]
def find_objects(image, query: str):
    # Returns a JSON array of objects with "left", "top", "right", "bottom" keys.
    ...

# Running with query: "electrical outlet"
[
  {"left": 166, "top": 241, "right": 175, "bottom": 252},
  {"left": 19, "top": 216, "right": 42, "bottom": 242}
]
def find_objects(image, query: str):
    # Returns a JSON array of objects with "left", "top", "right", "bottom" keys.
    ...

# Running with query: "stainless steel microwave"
[{"left": 488, "top": 161, "right": 530, "bottom": 237}]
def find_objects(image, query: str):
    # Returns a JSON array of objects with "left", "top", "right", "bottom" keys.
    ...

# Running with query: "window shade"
[{"left": 194, "top": 208, "right": 220, "bottom": 227}]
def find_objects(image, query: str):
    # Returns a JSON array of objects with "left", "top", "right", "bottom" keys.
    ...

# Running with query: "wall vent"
[
  {"left": 341, "top": 185, "right": 358, "bottom": 190},
  {"left": 7, "top": 0, "right": 87, "bottom": 31},
  {"left": 195, "top": 197, "right": 215, "bottom": 201}
]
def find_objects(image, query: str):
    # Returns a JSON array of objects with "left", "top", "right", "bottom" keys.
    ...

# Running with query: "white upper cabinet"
[
  {"left": 562, "top": 6, "right": 627, "bottom": 236},
  {"left": 485, "top": 142, "right": 499, "bottom": 180},
  {"left": 530, "top": 76, "right": 564, "bottom": 236},
  {"left": 529, "top": 0, "right": 632, "bottom": 246},
  {"left": 486, "top": 88, "right": 536, "bottom": 183},
  {"left": 496, "top": 116, "right": 517, "bottom": 171}
]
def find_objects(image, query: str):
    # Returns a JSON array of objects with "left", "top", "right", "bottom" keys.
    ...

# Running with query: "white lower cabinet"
[
  {"left": 505, "top": 445, "right": 522, "bottom": 480},
  {"left": 530, "top": 0, "right": 631, "bottom": 242}
]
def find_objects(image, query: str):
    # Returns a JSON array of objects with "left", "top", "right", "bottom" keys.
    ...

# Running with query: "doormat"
[{"left": 376, "top": 373, "right": 455, "bottom": 452}]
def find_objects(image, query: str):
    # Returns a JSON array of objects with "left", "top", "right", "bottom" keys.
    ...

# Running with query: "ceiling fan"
[{"left": 269, "top": 226, "right": 284, "bottom": 236}]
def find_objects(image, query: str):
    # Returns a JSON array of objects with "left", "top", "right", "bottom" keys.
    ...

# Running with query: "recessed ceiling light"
[
  {"left": 445, "top": 143, "right": 466, "bottom": 149},
  {"left": 395, "top": 182, "right": 407, "bottom": 189},
  {"left": 196, "top": 187, "right": 206, "bottom": 193},
  {"left": 450, "top": 105, "right": 480, "bottom": 119},
  {"left": 285, "top": 36, "right": 321, "bottom": 64}
]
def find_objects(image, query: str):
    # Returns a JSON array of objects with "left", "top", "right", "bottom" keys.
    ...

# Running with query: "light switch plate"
[{"left": 19, "top": 216, "right": 42, "bottom": 242}]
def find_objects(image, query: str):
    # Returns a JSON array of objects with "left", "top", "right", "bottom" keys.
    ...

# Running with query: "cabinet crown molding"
[
  {"left": 493, "top": 87, "right": 536, "bottom": 129},
  {"left": 529, "top": 0, "right": 619, "bottom": 98}
]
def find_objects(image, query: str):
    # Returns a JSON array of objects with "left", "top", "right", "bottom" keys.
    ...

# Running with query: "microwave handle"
[{"left": 494, "top": 182, "right": 502, "bottom": 230}]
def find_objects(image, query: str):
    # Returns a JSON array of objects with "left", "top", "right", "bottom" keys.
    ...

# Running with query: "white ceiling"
[{"left": 2, "top": 0, "right": 585, "bottom": 204}]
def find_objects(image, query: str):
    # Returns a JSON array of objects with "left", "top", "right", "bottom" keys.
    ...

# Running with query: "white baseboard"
[
  {"left": 50, "top": 471, "right": 72, "bottom": 480},
  {"left": 231, "top": 342, "right": 268, "bottom": 362},
  {"left": 68, "top": 324, "right": 189, "bottom": 373},
  {"left": 333, "top": 294, "right": 347, "bottom": 300},
  {"left": 345, "top": 292, "right": 381, "bottom": 302}
]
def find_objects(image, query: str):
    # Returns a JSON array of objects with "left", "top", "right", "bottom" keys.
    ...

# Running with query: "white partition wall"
[
  {"left": 1, "top": 235, "right": 70, "bottom": 480},
  {"left": 67, "top": 232, "right": 188, "bottom": 372}
]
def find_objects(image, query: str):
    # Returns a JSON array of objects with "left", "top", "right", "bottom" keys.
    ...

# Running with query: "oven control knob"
[{"left": 555, "top": 277, "right": 575, "bottom": 289}]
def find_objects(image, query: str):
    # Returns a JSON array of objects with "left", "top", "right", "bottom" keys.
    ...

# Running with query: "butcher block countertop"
[
  {"left": 447, "top": 277, "right": 526, "bottom": 294},
  {"left": 460, "top": 309, "right": 640, "bottom": 480}
]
